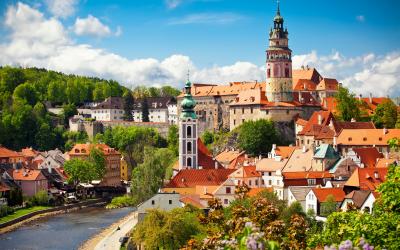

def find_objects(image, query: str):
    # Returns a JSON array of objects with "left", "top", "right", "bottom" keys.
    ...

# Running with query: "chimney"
[
  {"left": 306, "top": 65, "right": 310, "bottom": 70},
  {"left": 383, "top": 127, "right": 388, "bottom": 135},
  {"left": 203, "top": 187, "right": 207, "bottom": 194},
  {"left": 302, "top": 145, "right": 307, "bottom": 153},
  {"left": 358, "top": 94, "right": 362, "bottom": 101},
  {"left": 318, "top": 114, "right": 322, "bottom": 125},
  {"left": 214, "top": 161, "right": 218, "bottom": 169},
  {"left": 301, "top": 65, "right": 304, "bottom": 70},
  {"left": 369, "top": 93, "right": 372, "bottom": 103},
  {"left": 374, "top": 171, "right": 379, "bottom": 179}
]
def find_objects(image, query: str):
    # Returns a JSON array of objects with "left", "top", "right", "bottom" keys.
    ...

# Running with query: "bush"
[
  {"left": 0, "top": 205, "right": 15, "bottom": 218},
  {"left": 29, "top": 190, "right": 49, "bottom": 206},
  {"left": 106, "top": 195, "right": 135, "bottom": 209}
]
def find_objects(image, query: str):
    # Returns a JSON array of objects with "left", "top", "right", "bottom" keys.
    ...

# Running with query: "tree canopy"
[
  {"left": 372, "top": 99, "right": 398, "bottom": 128},
  {"left": 335, "top": 87, "right": 362, "bottom": 121},
  {"left": 237, "top": 119, "right": 280, "bottom": 156}
]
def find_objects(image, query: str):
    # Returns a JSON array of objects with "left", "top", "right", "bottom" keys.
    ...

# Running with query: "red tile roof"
[
  {"left": 197, "top": 139, "right": 223, "bottom": 169},
  {"left": 353, "top": 148, "right": 383, "bottom": 168},
  {"left": 283, "top": 171, "right": 333, "bottom": 179},
  {"left": 69, "top": 143, "right": 120, "bottom": 156},
  {"left": 298, "top": 111, "right": 334, "bottom": 136},
  {"left": 345, "top": 168, "right": 388, "bottom": 190},
  {"left": 165, "top": 169, "right": 235, "bottom": 188},
  {"left": 337, "top": 129, "right": 400, "bottom": 146},
  {"left": 317, "top": 78, "right": 339, "bottom": 91},
  {"left": 248, "top": 187, "right": 273, "bottom": 197},
  {"left": 332, "top": 121, "right": 375, "bottom": 135},
  {"left": 0, "top": 146, "right": 21, "bottom": 158},
  {"left": 275, "top": 146, "right": 296, "bottom": 159},
  {"left": 180, "top": 195, "right": 205, "bottom": 208},
  {"left": 312, "top": 188, "right": 345, "bottom": 202},
  {"left": 13, "top": 169, "right": 46, "bottom": 181}
]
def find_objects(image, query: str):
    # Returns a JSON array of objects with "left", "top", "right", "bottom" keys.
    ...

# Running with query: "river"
[{"left": 0, "top": 206, "right": 134, "bottom": 250}]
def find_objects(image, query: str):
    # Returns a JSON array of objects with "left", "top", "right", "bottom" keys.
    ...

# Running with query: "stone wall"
[{"left": 101, "top": 121, "right": 171, "bottom": 137}]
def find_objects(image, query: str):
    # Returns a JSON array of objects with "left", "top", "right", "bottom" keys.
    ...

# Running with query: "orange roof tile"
[
  {"left": 293, "top": 79, "right": 317, "bottom": 91},
  {"left": 345, "top": 168, "right": 388, "bottom": 190},
  {"left": 230, "top": 88, "right": 269, "bottom": 106},
  {"left": 283, "top": 171, "right": 333, "bottom": 179},
  {"left": 296, "top": 118, "right": 308, "bottom": 126},
  {"left": 337, "top": 129, "right": 400, "bottom": 146},
  {"left": 353, "top": 148, "right": 383, "bottom": 168},
  {"left": 69, "top": 143, "right": 120, "bottom": 156},
  {"left": 0, "top": 146, "right": 21, "bottom": 158},
  {"left": 197, "top": 139, "right": 223, "bottom": 169},
  {"left": 275, "top": 146, "right": 296, "bottom": 159},
  {"left": 180, "top": 195, "right": 205, "bottom": 208},
  {"left": 375, "top": 158, "right": 396, "bottom": 168},
  {"left": 179, "top": 81, "right": 265, "bottom": 98},
  {"left": 248, "top": 187, "right": 273, "bottom": 197},
  {"left": 13, "top": 169, "right": 46, "bottom": 181},
  {"left": 165, "top": 169, "right": 235, "bottom": 188},
  {"left": 292, "top": 68, "right": 322, "bottom": 85},
  {"left": 298, "top": 111, "right": 334, "bottom": 136},
  {"left": 232, "top": 166, "right": 262, "bottom": 178},
  {"left": 20, "top": 147, "right": 39, "bottom": 158},
  {"left": 312, "top": 188, "right": 345, "bottom": 202},
  {"left": 317, "top": 78, "right": 339, "bottom": 91},
  {"left": 215, "top": 150, "right": 245, "bottom": 164}
]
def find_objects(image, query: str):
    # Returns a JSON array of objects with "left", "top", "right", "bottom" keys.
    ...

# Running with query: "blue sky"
[{"left": 0, "top": 0, "right": 399, "bottom": 96}]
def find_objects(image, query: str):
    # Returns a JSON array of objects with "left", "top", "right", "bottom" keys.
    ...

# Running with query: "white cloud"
[
  {"left": 165, "top": 0, "right": 183, "bottom": 9},
  {"left": 1, "top": 2, "right": 399, "bottom": 97},
  {"left": 73, "top": 15, "right": 112, "bottom": 37},
  {"left": 356, "top": 15, "right": 365, "bottom": 22},
  {"left": 45, "top": 0, "right": 78, "bottom": 19},
  {"left": 168, "top": 12, "right": 243, "bottom": 25},
  {"left": 292, "top": 51, "right": 400, "bottom": 97}
]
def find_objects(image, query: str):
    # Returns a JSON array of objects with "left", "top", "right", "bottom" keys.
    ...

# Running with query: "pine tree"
[
  {"left": 123, "top": 92, "right": 134, "bottom": 121},
  {"left": 141, "top": 97, "right": 150, "bottom": 122}
]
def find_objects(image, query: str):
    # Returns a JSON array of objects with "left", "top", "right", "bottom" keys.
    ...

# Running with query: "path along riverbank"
[{"left": 80, "top": 210, "right": 138, "bottom": 250}]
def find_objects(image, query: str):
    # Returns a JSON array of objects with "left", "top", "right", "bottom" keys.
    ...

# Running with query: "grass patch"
[{"left": 0, "top": 206, "right": 51, "bottom": 224}]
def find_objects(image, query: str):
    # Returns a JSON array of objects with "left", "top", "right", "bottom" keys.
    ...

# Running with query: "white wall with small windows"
[
  {"left": 137, "top": 193, "right": 182, "bottom": 222},
  {"left": 305, "top": 190, "right": 318, "bottom": 214},
  {"left": 92, "top": 109, "right": 124, "bottom": 121},
  {"left": 213, "top": 179, "right": 237, "bottom": 207}
]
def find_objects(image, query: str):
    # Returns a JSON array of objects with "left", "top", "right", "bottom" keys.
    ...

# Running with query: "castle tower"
[
  {"left": 265, "top": 2, "right": 293, "bottom": 102},
  {"left": 179, "top": 78, "right": 198, "bottom": 170}
]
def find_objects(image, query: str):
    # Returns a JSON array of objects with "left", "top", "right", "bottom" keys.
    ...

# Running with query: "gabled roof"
[
  {"left": 344, "top": 190, "right": 371, "bottom": 208},
  {"left": 298, "top": 111, "right": 334, "bottom": 136},
  {"left": 215, "top": 150, "right": 245, "bottom": 164},
  {"left": 283, "top": 148, "right": 314, "bottom": 172},
  {"left": 20, "top": 147, "right": 39, "bottom": 158},
  {"left": 314, "top": 125, "right": 335, "bottom": 139},
  {"left": 13, "top": 169, "right": 47, "bottom": 181},
  {"left": 289, "top": 186, "right": 312, "bottom": 201},
  {"left": 230, "top": 166, "right": 261, "bottom": 178},
  {"left": 332, "top": 121, "right": 375, "bottom": 135},
  {"left": 375, "top": 158, "right": 397, "bottom": 168},
  {"left": 93, "top": 97, "right": 123, "bottom": 110},
  {"left": 295, "top": 118, "right": 308, "bottom": 126},
  {"left": 312, "top": 188, "right": 345, "bottom": 202},
  {"left": 293, "top": 79, "right": 317, "bottom": 91},
  {"left": 256, "top": 157, "right": 288, "bottom": 172},
  {"left": 329, "top": 157, "right": 359, "bottom": 179},
  {"left": 165, "top": 169, "right": 235, "bottom": 188},
  {"left": 197, "top": 139, "right": 223, "bottom": 169},
  {"left": 317, "top": 78, "right": 338, "bottom": 91},
  {"left": 313, "top": 144, "right": 339, "bottom": 159},
  {"left": 180, "top": 194, "right": 206, "bottom": 208},
  {"left": 230, "top": 88, "right": 269, "bottom": 106},
  {"left": 275, "top": 146, "right": 296, "bottom": 159},
  {"left": 352, "top": 148, "right": 383, "bottom": 168},
  {"left": 336, "top": 129, "right": 400, "bottom": 146},
  {"left": 292, "top": 92, "right": 321, "bottom": 107},
  {"left": 345, "top": 167, "right": 388, "bottom": 190},
  {"left": 292, "top": 68, "right": 322, "bottom": 85}
]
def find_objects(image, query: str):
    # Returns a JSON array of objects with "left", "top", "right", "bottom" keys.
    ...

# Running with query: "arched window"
[
  {"left": 187, "top": 157, "right": 192, "bottom": 167},
  {"left": 187, "top": 126, "right": 192, "bottom": 138},
  {"left": 285, "top": 68, "right": 289, "bottom": 77},
  {"left": 187, "top": 141, "right": 192, "bottom": 153},
  {"left": 267, "top": 68, "right": 271, "bottom": 78}
]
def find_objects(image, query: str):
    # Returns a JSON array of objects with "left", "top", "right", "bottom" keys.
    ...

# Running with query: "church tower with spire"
[
  {"left": 178, "top": 77, "right": 199, "bottom": 170},
  {"left": 265, "top": 1, "right": 293, "bottom": 102}
]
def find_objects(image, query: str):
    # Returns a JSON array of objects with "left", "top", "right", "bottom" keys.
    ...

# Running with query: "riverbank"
[
  {"left": 79, "top": 210, "right": 137, "bottom": 250},
  {"left": 0, "top": 199, "right": 106, "bottom": 234}
]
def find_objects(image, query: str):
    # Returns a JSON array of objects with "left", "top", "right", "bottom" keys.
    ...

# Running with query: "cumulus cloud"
[
  {"left": 73, "top": 15, "right": 112, "bottom": 37},
  {"left": 1, "top": 2, "right": 399, "bottom": 97},
  {"left": 45, "top": 0, "right": 78, "bottom": 19},
  {"left": 292, "top": 51, "right": 400, "bottom": 97},
  {"left": 168, "top": 12, "right": 243, "bottom": 25}
]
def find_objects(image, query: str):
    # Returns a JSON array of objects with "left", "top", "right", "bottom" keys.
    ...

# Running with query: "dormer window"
[
  {"left": 363, "top": 137, "right": 367, "bottom": 141},
  {"left": 348, "top": 137, "right": 352, "bottom": 142}
]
